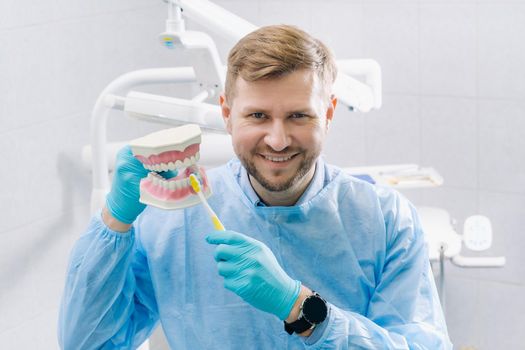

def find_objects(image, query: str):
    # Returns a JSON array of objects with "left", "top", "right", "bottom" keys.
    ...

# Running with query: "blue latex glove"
[
  {"left": 206, "top": 230, "right": 301, "bottom": 320},
  {"left": 106, "top": 145, "right": 178, "bottom": 224},
  {"left": 106, "top": 145, "right": 149, "bottom": 224}
]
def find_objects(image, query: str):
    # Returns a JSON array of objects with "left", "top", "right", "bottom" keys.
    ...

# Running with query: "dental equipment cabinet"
[{"left": 82, "top": 1, "right": 504, "bottom": 346}]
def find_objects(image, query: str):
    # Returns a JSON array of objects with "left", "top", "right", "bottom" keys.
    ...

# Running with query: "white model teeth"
[
  {"left": 147, "top": 172, "right": 194, "bottom": 190},
  {"left": 143, "top": 155, "right": 198, "bottom": 171},
  {"left": 264, "top": 155, "right": 293, "bottom": 162}
]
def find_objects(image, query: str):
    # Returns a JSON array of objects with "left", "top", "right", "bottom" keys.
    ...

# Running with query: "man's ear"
[
  {"left": 219, "top": 94, "right": 232, "bottom": 134},
  {"left": 325, "top": 95, "right": 337, "bottom": 130}
]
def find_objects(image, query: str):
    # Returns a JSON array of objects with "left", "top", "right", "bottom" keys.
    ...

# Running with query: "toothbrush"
[{"left": 189, "top": 174, "right": 225, "bottom": 231}]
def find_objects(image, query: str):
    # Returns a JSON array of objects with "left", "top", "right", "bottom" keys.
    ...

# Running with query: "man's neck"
[{"left": 249, "top": 165, "right": 316, "bottom": 207}]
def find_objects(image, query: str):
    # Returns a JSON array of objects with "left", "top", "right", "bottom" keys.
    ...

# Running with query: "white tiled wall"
[
  {"left": 478, "top": 100, "right": 525, "bottom": 194},
  {"left": 363, "top": 3, "right": 419, "bottom": 94},
  {"left": 2, "top": 1, "right": 523, "bottom": 349},
  {"left": 324, "top": 107, "right": 367, "bottom": 167},
  {"left": 420, "top": 97, "right": 478, "bottom": 189},
  {"left": 419, "top": 3, "right": 477, "bottom": 97},
  {"left": 478, "top": 3, "right": 525, "bottom": 99},
  {"left": 364, "top": 95, "right": 420, "bottom": 165},
  {"left": 443, "top": 276, "right": 480, "bottom": 346},
  {"left": 311, "top": 2, "right": 364, "bottom": 60}
]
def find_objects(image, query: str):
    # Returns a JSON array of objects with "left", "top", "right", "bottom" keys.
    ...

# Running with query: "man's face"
[{"left": 221, "top": 69, "right": 336, "bottom": 194}]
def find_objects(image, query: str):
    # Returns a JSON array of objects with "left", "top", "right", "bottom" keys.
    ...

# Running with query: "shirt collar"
[{"left": 238, "top": 158, "right": 326, "bottom": 207}]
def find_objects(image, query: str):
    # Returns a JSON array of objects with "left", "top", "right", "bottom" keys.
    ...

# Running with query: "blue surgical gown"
[{"left": 59, "top": 158, "right": 452, "bottom": 349}]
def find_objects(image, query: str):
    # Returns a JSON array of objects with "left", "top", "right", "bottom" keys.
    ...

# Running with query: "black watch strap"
[{"left": 284, "top": 316, "right": 312, "bottom": 335}]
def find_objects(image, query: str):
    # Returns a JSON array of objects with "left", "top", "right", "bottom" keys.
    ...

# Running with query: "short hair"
[{"left": 224, "top": 24, "right": 338, "bottom": 103}]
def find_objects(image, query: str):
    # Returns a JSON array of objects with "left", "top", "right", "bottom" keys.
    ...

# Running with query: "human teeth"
[
  {"left": 168, "top": 180, "right": 176, "bottom": 190},
  {"left": 168, "top": 161, "right": 175, "bottom": 170},
  {"left": 175, "top": 160, "right": 183, "bottom": 168},
  {"left": 183, "top": 157, "right": 191, "bottom": 167},
  {"left": 265, "top": 155, "right": 292, "bottom": 162},
  {"left": 195, "top": 152, "right": 200, "bottom": 161}
]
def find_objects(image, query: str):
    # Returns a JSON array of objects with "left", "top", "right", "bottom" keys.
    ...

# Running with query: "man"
[{"left": 59, "top": 25, "right": 452, "bottom": 349}]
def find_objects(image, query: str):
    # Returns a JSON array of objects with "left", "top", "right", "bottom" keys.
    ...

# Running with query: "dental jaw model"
[{"left": 129, "top": 124, "right": 212, "bottom": 210}]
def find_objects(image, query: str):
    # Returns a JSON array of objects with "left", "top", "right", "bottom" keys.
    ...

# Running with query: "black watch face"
[{"left": 303, "top": 295, "right": 327, "bottom": 324}]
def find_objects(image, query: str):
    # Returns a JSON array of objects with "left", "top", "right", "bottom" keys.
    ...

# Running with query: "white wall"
[{"left": 1, "top": 0, "right": 523, "bottom": 349}]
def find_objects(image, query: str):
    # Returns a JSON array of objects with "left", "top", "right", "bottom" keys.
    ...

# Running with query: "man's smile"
[{"left": 257, "top": 152, "right": 300, "bottom": 170}]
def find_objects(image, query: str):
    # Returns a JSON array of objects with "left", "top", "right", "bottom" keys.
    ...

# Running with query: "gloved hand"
[
  {"left": 105, "top": 145, "right": 149, "bottom": 224},
  {"left": 206, "top": 230, "right": 301, "bottom": 320}
]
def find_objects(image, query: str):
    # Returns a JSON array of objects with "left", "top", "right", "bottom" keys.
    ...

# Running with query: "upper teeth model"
[{"left": 129, "top": 124, "right": 212, "bottom": 210}]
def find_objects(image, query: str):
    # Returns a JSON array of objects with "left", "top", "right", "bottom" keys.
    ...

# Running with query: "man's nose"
[{"left": 264, "top": 121, "right": 291, "bottom": 152}]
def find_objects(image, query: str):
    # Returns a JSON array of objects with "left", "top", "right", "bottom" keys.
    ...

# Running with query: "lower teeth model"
[{"left": 129, "top": 124, "right": 212, "bottom": 210}]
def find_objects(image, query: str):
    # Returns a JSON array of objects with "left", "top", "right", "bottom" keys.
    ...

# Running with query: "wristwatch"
[{"left": 284, "top": 291, "right": 328, "bottom": 335}]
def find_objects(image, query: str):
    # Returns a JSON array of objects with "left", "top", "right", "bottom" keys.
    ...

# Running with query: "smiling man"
[
  {"left": 59, "top": 25, "right": 452, "bottom": 349},
  {"left": 222, "top": 67, "right": 335, "bottom": 206}
]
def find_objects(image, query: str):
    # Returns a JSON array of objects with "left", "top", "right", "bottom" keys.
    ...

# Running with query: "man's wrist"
[
  {"left": 285, "top": 285, "right": 315, "bottom": 337},
  {"left": 102, "top": 206, "right": 133, "bottom": 232}
]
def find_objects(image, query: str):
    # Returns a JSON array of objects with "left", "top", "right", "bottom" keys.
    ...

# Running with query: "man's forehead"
[
  {"left": 235, "top": 69, "right": 316, "bottom": 88},
  {"left": 234, "top": 90, "right": 317, "bottom": 113},
  {"left": 225, "top": 69, "right": 329, "bottom": 111},
  {"left": 234, "top": 72, "right": 319, "bottom": 98}
]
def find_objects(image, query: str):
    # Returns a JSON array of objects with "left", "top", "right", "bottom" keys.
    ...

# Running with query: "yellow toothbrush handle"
[
  {"left": 189, "top": 173, "right": 225, "bottom": 231},
  {"left": 212, "top": 215, "right": 225, "bottom": 231}
]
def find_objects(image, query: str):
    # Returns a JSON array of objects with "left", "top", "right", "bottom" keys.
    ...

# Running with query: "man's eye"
[
  {"left": 290, "top": 113, "right": 307, "bottom": 119},
  {"left": 250, "top": 112, "right": 266, "bottom": 119}
]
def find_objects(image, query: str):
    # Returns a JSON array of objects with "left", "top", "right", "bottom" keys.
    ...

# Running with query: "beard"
[{"left": 239, "top": 150, "right": 318, "bottom": 192}]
